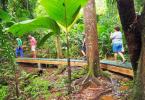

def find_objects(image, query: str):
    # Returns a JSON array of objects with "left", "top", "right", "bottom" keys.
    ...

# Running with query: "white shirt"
[{"left": 110, "top": 31, "right": 122, "bottom": 44}]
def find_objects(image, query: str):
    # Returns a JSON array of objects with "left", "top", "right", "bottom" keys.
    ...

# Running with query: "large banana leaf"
[
  {"left": 7, "top": 17, "right": 60, "bottom": 36},
  {"left": 0, "top": 9, "right": 11, "bottom": 22},
  {"left": 40, "top": 0, "right": 88, "bottom": 30},
  {"left": 38, "top": 32, "right": 54, "bottom": 47}
]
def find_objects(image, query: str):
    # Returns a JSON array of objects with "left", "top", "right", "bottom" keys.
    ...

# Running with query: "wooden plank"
[
  {"left": 16, "top": 58, "right": 133, "bottom": 76},
  {"left": 100, "top": 59, "right": 132, "bottom": 69},
  {"left": 100, "top": 64, "right": 133, "bottom": 76},
  {"left": 16, "top": 58, "right": 87, "bottom": 66}
]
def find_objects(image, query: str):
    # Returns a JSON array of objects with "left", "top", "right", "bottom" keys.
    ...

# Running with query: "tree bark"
[
  {"left": 84, "top": 0, "right": 100, "bottom": 77},
  {"left": 72, "top": 0, "right": 101, "bottom": 87},
  {"left": 133, "top": 5, "right": 145, "bottom": 100},
  {"left": 116, "top": 0, "right": 142, "bottom": 75}
]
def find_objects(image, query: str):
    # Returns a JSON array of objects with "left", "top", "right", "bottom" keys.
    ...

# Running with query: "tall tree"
[
  {"left": 116, "top": 0, "right": 142, "bottom": 76},
  {"left": 133, "top": 4, "right": 145, "bottom": 100},
  {"left": 81, "top": 0, "right": 100, "bottom": 85},
  {"left": 117, "top": 0, "right": 145, "bottom": 99},
  {"left": 84, "top": 0, "right": 100, "bottom": 74}
]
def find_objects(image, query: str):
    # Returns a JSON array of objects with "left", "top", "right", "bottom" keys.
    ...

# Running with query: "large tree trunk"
[
  {"left": 133, "top": 5, "right": 145, "bottom": 100},
  {"left": 73, "top": 0, "right": 100, "bottom": 87},
  {"left": 117, "top": 0, "right": 142, "bottom": 76},
  {"left": 82, "top": 0, "right": 100, "bottom": 85},
  {"left": 84, "top": 0, "right": 100, "bottom": 75}
]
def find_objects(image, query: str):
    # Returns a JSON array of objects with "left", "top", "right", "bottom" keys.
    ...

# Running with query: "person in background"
[
  {"left": 16, "top": 38, "right": 24, "bottom": 57},
  {"left": 81, "top": 37, "right": 86, "bottom": 59},
  {"left": 28, "top": 35, "right": 37, "bottom": 58},
  {"left": 110, "top": 26, "right": 126, "bottom": 63}
]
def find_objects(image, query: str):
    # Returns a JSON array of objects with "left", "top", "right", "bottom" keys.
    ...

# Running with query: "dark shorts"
[
  {"left": 112, "top": 43, "right": 122, "bottom": 53},
  {"left": 81, "top": 45, "right": 86, "bottom": 53}
]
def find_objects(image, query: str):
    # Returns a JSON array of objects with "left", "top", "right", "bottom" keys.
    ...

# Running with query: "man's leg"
[
  {"left": 118, "top": 52, "right": 126, "bottom": 61},
  {"left": 32, "top": 51, "right": 34, "bottom": 58},
  {"left": 114, "top": 53, "right": 117, "bottom": 60},
  {"left": 33, "top": 51, "right": 36, "bottom": 58},
  {"left": 19, "top": 47, "right": 24, "bottom": 57},
  {"left": 32, "top": 51, "right": 35, "bottom": 58},
  {"left": 31, "top": 46, "right": 36, "bottom": 58},
  {"left": 81, "top": 50, "right": 86, "bottom": 57},
  {"left": 15, "top": 48, "right": 19, "bottom": 57}
]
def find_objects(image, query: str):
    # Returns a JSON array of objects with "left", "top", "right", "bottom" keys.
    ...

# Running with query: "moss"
[{"left": 97, "top": 71, "right": 111, "bottom": 78}]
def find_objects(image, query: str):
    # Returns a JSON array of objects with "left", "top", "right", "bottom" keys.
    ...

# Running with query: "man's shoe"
[{"left": 122, "top": 59, "right": 127, "bottom": 64}]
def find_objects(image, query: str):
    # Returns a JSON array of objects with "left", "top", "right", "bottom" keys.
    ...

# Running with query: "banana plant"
[
  {"left": 8, "top": 17, "right": 60, "bottom": 36},
  {"left": 40, "top": 0, "right": 88, "bottom": 93},
  {"left": 7, "top": 16, "right": 63, "bottom": 58}
]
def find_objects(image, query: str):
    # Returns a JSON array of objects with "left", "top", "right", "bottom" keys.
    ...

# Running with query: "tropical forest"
[{"left": 0, "top": 0, "right": 145, "bottom": 100}]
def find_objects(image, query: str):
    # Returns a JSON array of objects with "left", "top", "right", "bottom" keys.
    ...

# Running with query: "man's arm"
[{"left": 110, "top": 33, "right": 116, "bottom": 39}]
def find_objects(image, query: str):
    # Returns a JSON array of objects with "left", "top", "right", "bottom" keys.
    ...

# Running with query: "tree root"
[
  {"left": 54, "top": 65, "right": 66, "bottom": 75},
  {"left": 95, "top": 88, "right": 112, "bottom": 100},
  {"left": 73, "top": 74, "right": 101, "bottom": 88}
]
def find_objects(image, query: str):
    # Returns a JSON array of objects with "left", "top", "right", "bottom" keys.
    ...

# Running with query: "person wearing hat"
[{"left": 16, "top": 38, "right": 24, "bottom": 57}]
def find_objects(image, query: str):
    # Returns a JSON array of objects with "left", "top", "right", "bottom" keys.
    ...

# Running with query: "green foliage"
[
  {"left": 24, "top": 77, "right": 51, "bottom": 99},
  {"left": 95, "top": 0, "right": 106, "bottom": 15},
  {"left": 55, "top": 76, "right": 68, "bottom": 89},
  {"left": 40, "top": 0, "right": 88, "bottom": 30},
  {"left": 106, "top": 0, "right": 116, "bottom": 8},
  {"left": 0, "top": 24, "right": 15, "bottom": 73},
  {"left": 0, "top": 23, "right": 19, "bottom": 99},
  {"left": 121, "top": 80, "right": 134, "bottom": 89},
  {"left": 98, "top": 71, "right": 111, "bottom": 78},
  {"left": 8, "top": 17, "right": 60, "bottom": 36},
  {"left": 0, "top": 9, "right": 11, "bottom": 22},
  {"left": 61, "top": 23, "right": 84, "bottom": 58},
  {"left": 8, "top": 0, "right": 37, "bottom": 21},
  {"left": 35, "top": 0, "right": 48, "bottom": 17},
  {"left": 135, "top": 0, "right": 144, "bottom": 13},
  {"left": 38, "top": 32, "right": 55, "bottom": 47},
  {"left": 97, "top": 7, "right": 120, "bottom": 58},
  {"left": 71, "top": 68, "right": 87, "bottom": 80},
  {"left": 0, "top": 85, "right": 8, "bottom": 100}
]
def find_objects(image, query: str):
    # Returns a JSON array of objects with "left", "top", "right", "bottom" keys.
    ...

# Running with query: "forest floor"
[{"left": 20, "top": 63, "right": 133, "bottom": 100}]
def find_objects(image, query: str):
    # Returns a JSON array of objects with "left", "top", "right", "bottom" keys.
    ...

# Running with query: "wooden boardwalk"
[{"left": 16, "top": 58, "right": 133, "bottom": 76}]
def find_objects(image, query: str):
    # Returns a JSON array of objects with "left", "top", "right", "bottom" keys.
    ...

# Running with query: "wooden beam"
[
  {"left": 16, "top": 58, "right": 87, "bottom": 66},
  {"left": 100, "top": 64, "right": 133, "bottom": 76},
  {"left": 16, "top": 58, "right": 133, "bottom": 76}
]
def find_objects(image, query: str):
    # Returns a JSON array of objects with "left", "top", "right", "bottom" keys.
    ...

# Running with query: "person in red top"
[{"left": 28, "top": 35, "right": 37, "bottom": 58}]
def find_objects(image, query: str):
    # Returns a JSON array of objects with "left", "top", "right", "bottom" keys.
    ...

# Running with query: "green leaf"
[
  {"left": 0, "top": 9, "right": 11, "bottom": 22},
  {"left": 7, "top": 17, "right": 60, "bottom": 36},
  {"left": 38, "top": 32, "right": 55, "bottom": 47},
  {"left": 40, "top": 0, "right": 88, "bottom": 30}
]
